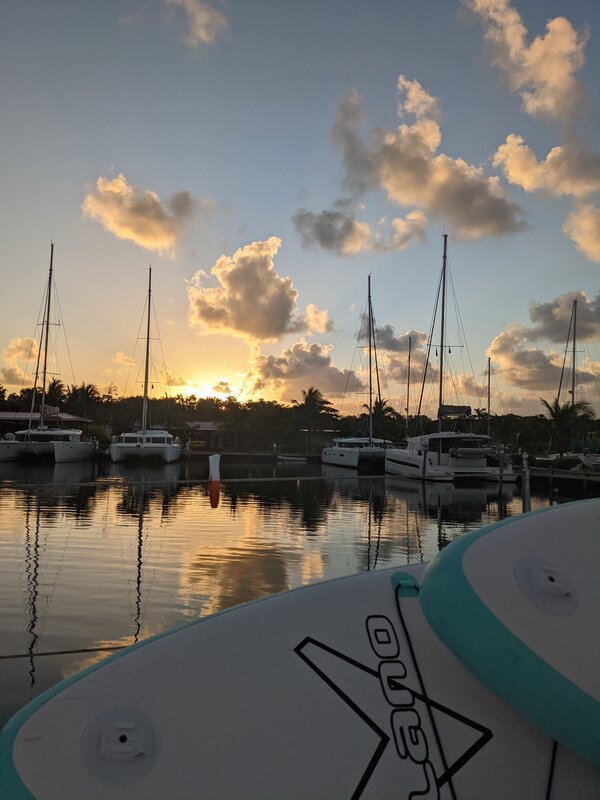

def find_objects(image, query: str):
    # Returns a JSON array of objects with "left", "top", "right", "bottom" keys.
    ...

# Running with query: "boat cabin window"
[{"left": 151, "top": 437, "right": 167, "bottom": 443}]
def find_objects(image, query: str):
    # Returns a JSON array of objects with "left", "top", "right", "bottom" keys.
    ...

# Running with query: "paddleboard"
[{"left": 1, "top": 500, "right": 598, "bottom": 799}]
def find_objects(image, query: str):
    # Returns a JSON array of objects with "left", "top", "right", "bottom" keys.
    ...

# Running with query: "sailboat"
[
  {"left": 385, "top": 235, "right": 516, "bottom": 482},
  {"left": 109, "top": 268, "right": 182, "bottom": 464},
  {"left": 0, "top": 244, "right": 95, "bottom": 463},
  {"left": 321, "top": 276, "right": 390, "bottom": 469},
  {"left": 547, "top": 298, "right": 599, "bottom": 471}
]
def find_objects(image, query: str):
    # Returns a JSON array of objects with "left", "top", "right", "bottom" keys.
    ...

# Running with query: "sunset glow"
[{"left": 1, "top": 0, "right": 598, "bottom": 417}]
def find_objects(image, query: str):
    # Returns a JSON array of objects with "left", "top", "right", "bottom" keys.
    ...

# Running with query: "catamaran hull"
[
  {"left": 385, "top": 451, "right": 517, "bottom": 483},
  {"left": 322, "top": 447, "right": 386, "bottom": 470},
  {"left": 0, "top": 441, "right": 23, "bottom": 461},
  {"left": 53, "top": 441, "right": 96, "bottom": 463},
  {"left": 109, "top": 444, "right": 181, "bottom": 464}
]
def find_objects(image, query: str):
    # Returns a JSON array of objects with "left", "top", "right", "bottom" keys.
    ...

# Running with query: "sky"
[{"left": 1, "top": 0, "right": 599, "bottom": 418}]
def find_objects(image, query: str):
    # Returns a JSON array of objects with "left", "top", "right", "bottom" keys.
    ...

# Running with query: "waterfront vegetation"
[{"left": 0, "top": 381, "right": 597, "bottom": 458}]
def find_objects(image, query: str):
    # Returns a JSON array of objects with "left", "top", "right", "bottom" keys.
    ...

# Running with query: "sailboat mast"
[
  {"left": 487, "top": 356, "right": 491, "bottom": 437},
  {"left": 39, "top": 243, "right": 54, "bottom": 429},
  {"left": 571, "top": 299, "right": 577, "bottom": 405},
  {"left": 368, "top": 275, "right": 373, "bottom": 444},
  {"left": 406, "top": 335, "right": 412, "bottom": 437},
  {"left": 142, "top": 267, "right": 152, "bottom": 432},
  {"left": 438, "top": 234, "right": 448, "bottom": 431}
]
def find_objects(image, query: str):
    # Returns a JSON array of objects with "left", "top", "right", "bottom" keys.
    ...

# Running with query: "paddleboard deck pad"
[{"left": 1, "top": 500, "right": 598, "bottom": 799}]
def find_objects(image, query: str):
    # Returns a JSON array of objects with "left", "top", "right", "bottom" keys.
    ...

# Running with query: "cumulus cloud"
[
  {"left": 163, "top": 371, "right": 186, "bottom": 387},
  {"left": 293, "top": 201, "right": 427, "bottom": 255},
  {"left": 488, "top": 326, "right": 577, "bottom": 391},
  {"left": 487, "top": 291, "right": 600, "bottom": 397},
  {"left": 328, "top": 76, "right": 525, "bottom": 241},
  {"left": 493, "top": 135, "right": 600, "bottom": 198},
  {"left": 464, "top": 0, "right": 588, "bottom": 120},
  {"left": 188, "top": 237, "right": 331, "bottom": 342},
  {"left": 113, "top": 351, "right": 136, "bottom": 366},
  {"left": 82, "top": 173, "right": 197, "bottom": 253},
  {"left": 527, "top": 291, "right": 600, "bottom": 342},
  {"left": 304, "top": 304, "right": 334, "bottom": 334},
  {"left": 249, "top": 339, "right": 364, "bottom": 400},
  {"left": 213, "top": 380, "right": 232, "bottom": 395},
  {"left": 1, "top": 337, "right": 38, "bottom": 386},
  {"left": 166, "top": 0, "right": 228, "bottom": 47},
  {"left": 563, "top": 205, "right": 600, "bottom": 263}
]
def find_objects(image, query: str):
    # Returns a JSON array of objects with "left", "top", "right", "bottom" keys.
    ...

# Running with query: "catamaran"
[
  {"left": 385, "top": 235, "right": 515, "bottom": 482},
  {"left": 109, "top": 268, "right": 182, "bottom": 464},
  {"left": 0, "top": 244, "right": 95, "bottom": 463},
  {"left": 322, "top": 276, "right": 390, "bottom": 469}
]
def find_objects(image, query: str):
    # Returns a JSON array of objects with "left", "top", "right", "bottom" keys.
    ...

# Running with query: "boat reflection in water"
[{"left": 385, "top": 475, "right": 518, "bottom": 550}]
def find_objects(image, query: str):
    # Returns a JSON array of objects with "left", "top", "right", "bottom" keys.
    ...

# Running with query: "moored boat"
[{"left": 109, "top": 267, "right": 181, "bottom": 465}]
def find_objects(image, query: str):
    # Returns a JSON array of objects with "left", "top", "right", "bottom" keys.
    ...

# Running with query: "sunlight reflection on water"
[{"left": 0, "top": 458, "right": 565, "bottom": 726}]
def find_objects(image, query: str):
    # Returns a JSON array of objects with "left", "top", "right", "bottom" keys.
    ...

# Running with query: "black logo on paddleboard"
[{"left": 295, "top": 603, "right": 492, "bottom": 799}]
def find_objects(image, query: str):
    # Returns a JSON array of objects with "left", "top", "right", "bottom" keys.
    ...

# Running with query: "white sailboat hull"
[
  {"left": 53, "top": 441, "right": 96, "bottom": 463},
  {"left": 109, "top": 442, "right": 182, "bottom": 464},
  {"left": 0, "top": 440, "right": 23, "bottom": 461}
]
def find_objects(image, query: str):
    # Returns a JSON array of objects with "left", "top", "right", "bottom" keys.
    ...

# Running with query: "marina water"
[{"left": 0, "top": 459, "right": 587, "bottom": 728}]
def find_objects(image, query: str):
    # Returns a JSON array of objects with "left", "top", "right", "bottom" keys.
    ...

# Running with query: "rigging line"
[
  {"left": 0, "top": 645, "right": 127, "bottom": 661},
  {"left": 557, "top": 303, "right": 574, "bottom": 404},
  {"left": 52, "top": 278, "right": 76, "bottom": 385},
  {"left": 122, "top": 293, "right": 148, "bottom": 398},
  {"left": 447, "top": 267, "right": 483, "bottom": 406},
  {"left": 417, "top": 266, "right": 443, "bottom": 419}
]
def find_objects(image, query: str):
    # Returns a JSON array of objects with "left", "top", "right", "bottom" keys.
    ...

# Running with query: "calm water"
[{"left": 0, "top": 458, "right": 572, "bottom": 728}]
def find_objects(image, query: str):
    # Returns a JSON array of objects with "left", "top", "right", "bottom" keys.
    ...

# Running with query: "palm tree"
[
  {"left": 540, "top": 397, "right": 595, "bottom": 455},
  {"left": 65, "top": 383, "right": 101, "bottom": 416},
  {"left": 45, "top": 378, "right": 66, "bottom": 409},
  {"left": 361, "top": 397, "right": 400, "bottom": 440},
  {"left": 291, "top": 386, "right": 339, "bottom": 452}
]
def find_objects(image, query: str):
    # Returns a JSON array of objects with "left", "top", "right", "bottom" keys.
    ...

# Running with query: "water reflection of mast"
[
  {"left": 133, "top": 485, "right": 144, "bottom": 644},
  {"left": 24, "top": 494, "right": 40, "bottom": 691},
  {"left": 366, "top": 482, "right": 382, "bottom": 571}
]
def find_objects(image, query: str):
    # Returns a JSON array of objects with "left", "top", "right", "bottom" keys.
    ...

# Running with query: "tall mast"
[
  {"left": 406, "top": 335, "right": 412, "bottom": 437},
  {"left": 39, "top": 242, "right": 54, "bottom": 429},
  {"left": 571, "top": 298, "right": 577, "bottom": 406},
  {"left": 438, "top": 233, "right": 448, "bottom": 432},
  {"left": 487, "top": 356, "right": 491, "bottom": 437},
  {"left": 367, "top": 275, "right": 373, "bottom": 444},
  {"left": 142, "top": 267, "right": 152, "bottom": 432}
]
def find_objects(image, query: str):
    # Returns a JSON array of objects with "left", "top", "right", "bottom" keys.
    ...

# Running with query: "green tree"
[
  {"left": 45, "top": 378, "right": 66, "bottom": 408},
  {"left": 291, "top": 386, "right": 339, "bottom": 452},
  {"left": 540, "top": 397, "right": 595, "bottom": 455},
  {"left": 65, "top": 383, "right": 101, "bottom": 416}
]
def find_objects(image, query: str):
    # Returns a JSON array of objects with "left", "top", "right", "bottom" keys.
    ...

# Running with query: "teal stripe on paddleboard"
[{"left": 418, "top": 499, "right": 600, "bottom": 767}]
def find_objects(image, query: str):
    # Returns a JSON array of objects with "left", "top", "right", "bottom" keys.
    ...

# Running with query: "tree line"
[{"left": 0, "top": 381, "right": 597, "bottom": 457}]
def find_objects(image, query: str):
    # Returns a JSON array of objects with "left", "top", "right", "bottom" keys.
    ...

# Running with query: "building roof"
[{"left": 0, "top": 411, "right": 92, "bottom": 424}]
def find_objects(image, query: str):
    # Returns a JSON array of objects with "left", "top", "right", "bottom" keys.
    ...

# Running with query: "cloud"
[
  {"left": 188, "top": 237, "right": 332, "bottom": 342},
  {"left": 249, "top": 339, "right": 364, "bottom": 400},
  {"left": 163, "top": 371, "right": 187, "bottom": 387},
  {"left": 82, "top": 173, "right": 197, "bottom": 253},
  {"left": 1, "top": 365, "right": 29, "bottom": 386},
  {"left": 113, "top": 351, "right": 136, "bottom": 366},
  {"left": 166, "top": 0, "right": 228, "bottom": 47},
  {"left": 1, "top": 337, "right": 38, "bottom": 386},
  {"left": 213, "top": 380, "right": 232, "bottom": 394},
  {"left": 292, "top": 201, "right": 427, "bottom": 255},
  {"left": 464, "top": 0, "right": 589, "bottom": 120},
  {"left": 527, "top": 291, "right": 600, "bottom": 342},
  {"left": 304, "top": 304, "right": 334, "bottom": 334},
  {"left": 493, "top": 135, "right": 600, "bottom": 198},
  {"left": 563, "top": 205, "right": 600, "bottom": 263},
  {"left": 329, "top": 76, "right": 525, "bottom": 241}
]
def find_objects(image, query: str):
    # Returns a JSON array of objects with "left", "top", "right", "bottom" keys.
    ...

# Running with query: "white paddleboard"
[{"left": 1, "top": 499, "right": 598, "bottom": 799}]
